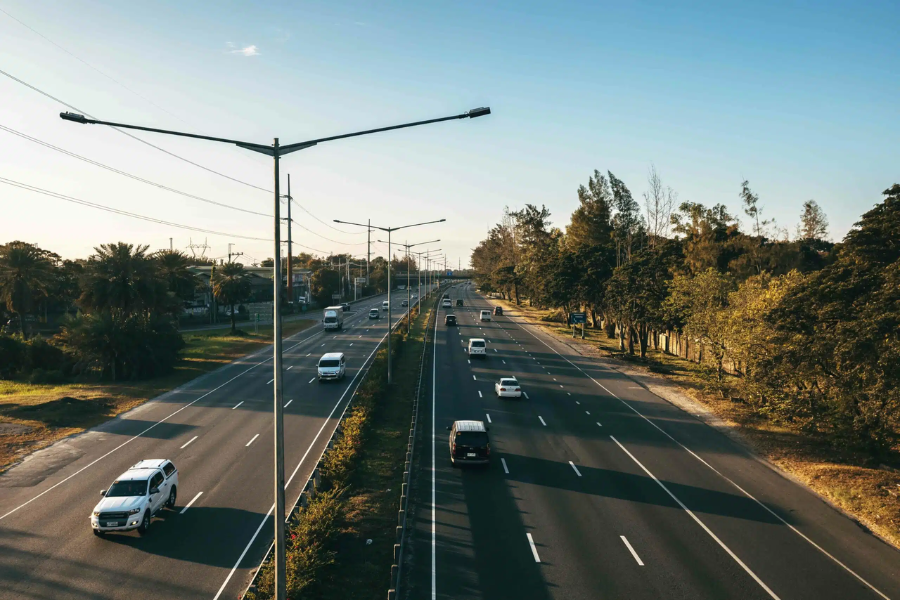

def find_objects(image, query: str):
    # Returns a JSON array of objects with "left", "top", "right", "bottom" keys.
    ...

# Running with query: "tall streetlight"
[
  {"left": 336, "top": 219, "right": 444, "bottom": 383},
  {"left": 379, "top": 239, "right": 439, "bottom": 333},
  {"left": 412, "top": 247, "right": 441, "bottom": 309},
  {"left": 60, "top": 106, "right": 489, "bottom": 600},
  {"left": 424, "top": 248, "right": 442, "bottom": 298}
]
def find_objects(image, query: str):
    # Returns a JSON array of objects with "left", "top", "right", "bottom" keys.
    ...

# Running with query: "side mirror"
[
  {"left": 100, "top": 489, "right": 106, "bottom": 497},
  {"left": 149, "top": 487, "right": 160, "bottom": 495}
]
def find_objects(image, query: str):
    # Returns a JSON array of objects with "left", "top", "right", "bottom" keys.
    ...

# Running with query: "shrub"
[
  {"left": 25, "top": 336, "right": 70, "bottom": 374},
  {"left": 28, "top": 368, "right": 66, "bottom": 385},
  {"left": 0, "top": 335, "right": 26, "bottom": 379}
]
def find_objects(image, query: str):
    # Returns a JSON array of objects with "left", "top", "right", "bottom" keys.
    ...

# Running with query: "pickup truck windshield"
[
  {"left": 106, "top": 480, "right": 148, "bottom": 497},
  {"left": 319, "top": 359, "right": 340, "bottom": 368}
]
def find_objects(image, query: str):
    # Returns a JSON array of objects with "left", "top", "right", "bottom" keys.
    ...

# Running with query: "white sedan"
[{"left": 495, "top": 377, "right": 522, "bottom": 398}]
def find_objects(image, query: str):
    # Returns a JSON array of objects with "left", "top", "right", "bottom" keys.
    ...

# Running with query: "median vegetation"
[
  {"left": 248, "top": 300, "right": 431, "bottom": 600},
  {"left": 473, "top": 174, "right": 900, "bottom": 546}
]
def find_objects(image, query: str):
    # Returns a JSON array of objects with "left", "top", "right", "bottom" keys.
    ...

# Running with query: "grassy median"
[
  {"left": 249, "top": 301, "right": 432, "bottom": 600},
  {"left": 0, "top": 319, "right": 316, "bottom": 473},
  {"left": 491, "top": 296, "right": 900, "bottom": 549}
]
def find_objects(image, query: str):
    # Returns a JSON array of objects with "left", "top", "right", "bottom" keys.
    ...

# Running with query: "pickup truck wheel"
[
  {"left": 167, "top": 486, "right": 177, "bottom": 509},
  {"left": 137, "top": 511, "right": 150, "bottom": 535}
]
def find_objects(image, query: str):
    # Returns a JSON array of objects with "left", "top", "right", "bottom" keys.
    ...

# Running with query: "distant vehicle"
[
  {"left": 442, "top": 299, "right": 452, "bottom": 308},
  {"left": 442, "top": 293, "right": 450, "bottom": 299},
  {"left": 456, "top": 299, "right": 464, "bottom": 306},
  {"left": 323, "top": 306, "right": 344, "bottom": 330},
  {"left": 340, "top": 303, "right": 351, "bottom": 311},
  {"left": 317, "top": 352, "right": 346, "bottom": 382},
  {"left": 91, "top": 459, "right": 178, "bottom": 536},
  {"left": 494, "top": 306, "right": 503, "bottom": 316},
  {"left": 480, "top": 310, "right": 492, "bottom": 321},
  {"left": 445, "top": 315, "right": 457, "bottom": 326},
  {"left": 369, "top": 308, "right": 380, "bottom": 319},
  {"left": 495, "top": 377, "right": 522, "bottom": 398},
  {"left": 412, "top": 293, "right": 418, "bottom": 299},
  {"left": 468, "top": 338, "right": 486, "bottom": 357},
  {"left": 382, "top": 300, "right": 389, "bottom": 311},
  {"left": 447, "top": 420, "right": 490, "bottom": 466},
  {"left": 401, "top": 299, "right": 409, "bottom": 307}
]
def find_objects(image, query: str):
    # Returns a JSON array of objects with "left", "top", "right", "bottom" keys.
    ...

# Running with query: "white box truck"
[{"left": 323, "top": 305, "right": 344, "bottom": 331}]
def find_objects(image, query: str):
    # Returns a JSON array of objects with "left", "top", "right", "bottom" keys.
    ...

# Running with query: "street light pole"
[
  {"left": 384, "top": 240, "right": 439, "bottom": 333},
  {"left": 61, "top": 105, "right": 489, "bottom": 600}
]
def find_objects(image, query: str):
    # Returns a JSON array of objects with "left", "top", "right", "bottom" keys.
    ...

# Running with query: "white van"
[
  {"left": 468, "top": 338, "right": 487, "bottom": 358},
  {"left": 317, "top": 352, "right": 346, "bottom": 382},
  {"left": 480, "top": 310, "right": 492, "bottom": 321},
  {"left": 323, "top": 306, "right": 344, "bottom": 330},
  {"left": 382, "top": 300, "right": 390, "bottom": 311}
]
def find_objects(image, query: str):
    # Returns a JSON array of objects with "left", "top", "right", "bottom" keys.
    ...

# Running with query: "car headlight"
[
  {"left": 128, "top": 507, "right": 141, "bottom": 515},
  {"left": 92, "top": 511, "right": 100, "bottom": 516}
]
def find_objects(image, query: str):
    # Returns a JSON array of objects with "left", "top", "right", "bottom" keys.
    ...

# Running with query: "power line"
[
  {"left": 290, "top": 198, "right": 364, "bottom": 235},
  {"left": 0, "top": 176, "right": 327, "bottom": 254},
  {"left": 289, "top": 218, "right": 367, "bottom": 246},
  {"left": 0, "top": 7, "right": 190, "bottom": 127},
  {"left": 0, "top": 123, "right": 271, "bottom": 217},
  {"left": 0, "top": 67, "right": 271, "bottom": 193}
]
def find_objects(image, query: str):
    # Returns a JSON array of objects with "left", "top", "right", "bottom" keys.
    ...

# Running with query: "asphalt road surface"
[
  {"left": 404, "top": 284, "right": 900, "bottom": 600},
  {"left": 0, "top": 289, "right": 430, "bottom": 600}
]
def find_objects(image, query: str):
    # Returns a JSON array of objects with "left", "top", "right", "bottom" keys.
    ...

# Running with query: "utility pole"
[
  {"left": 228, "top": 244, "right": 243, "bottom": 264},
  {"left": 170, "top": 237, "right": 173, "bottom": 251},
  {"left": 367, "top": 219, "right": 371, "bottom": 287},
  {"left": 406, "top": 240, "right": 411, "bottom": 333},
  {"left": 286, "top": 174, "right": 293, "bottom": 302}
]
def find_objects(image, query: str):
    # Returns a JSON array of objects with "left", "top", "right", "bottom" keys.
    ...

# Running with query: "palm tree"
[
  {"left": 79, "top": 243, "right": 171, "bottom": 319},
  {"left": 0, "top": 241, "right": 55, "bottom": 338},
  {"left": 153, "top": 250, "right": 198, "bottom": 312},
  {"left": 212, "top": 262, "right": 251, "bottom": 333}
]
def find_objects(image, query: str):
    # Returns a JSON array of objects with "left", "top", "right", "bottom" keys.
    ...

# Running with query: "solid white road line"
[
  {"left": 308, "top": 377, "right": 316, "bottom": 384},
  {"left": 506, "top": 316, "right": 890, "bottom": 599},
  {"left": 478, "top": 391, "right": 483, "bottom": 398},
  {"left": 232, "top": 401, "right": 244, "bottom": 410},
  {"left": 501, "top": 458, "right": 509, "bottom": 474},
  {"left": 538, "top": 416, "right": 547, "bottom": 426},
  {"left": 527, "top": 533, "right": 541, "bottom": 563},
  {"left": 284, "top": 399, "right": 293, "bottom": 408},
  {"left": 611, "top": 436, "right": 779, "bottom": 597},
  {"left": 620, "top": 536, "right": 644, "bottom": 566},
  {"left": 569, "top": 461, "right": 582, "bottom": 476},
  {"left": 245, "top": 434, "right": 260, "bottom": 447},
  {"left": 596, "top": 422, "right": 602, "bottom": 427},
  {"left": 179, "top": 491, "right": 203, "bottom": 515},
  {"left": 486, "top": 414, "right": 492, "bottom": 423},
  {"left": 180, "top": 436, "right": 198, "bottom": 449}
]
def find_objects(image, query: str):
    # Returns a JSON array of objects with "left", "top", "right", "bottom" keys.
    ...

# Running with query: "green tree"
[
  {"left": 212, "top": 262, "right": 252, "bottom": 333},
  {"left": 0, "top": 241, "right": 56, "bottom": 338},
  {"left": 79, "top": 243, "right": 172, "bottom": 318},
  {"left": 671, "top": 201, "right": 741, "bottom": 274},
  {"left": 568, "top": 170, "right": 613, "bottom": 250},
  {"left": 154, "top": 250, "right": 198, "bottom": 307},
  {"left": 609, "top": 172, "right": 643, "bottom": 266},
  {"left": 797, "top": 199, "right": 829, "bottom": 241}
]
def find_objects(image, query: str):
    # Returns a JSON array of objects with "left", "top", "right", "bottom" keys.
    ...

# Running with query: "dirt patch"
[{"left": 0, "top": 423, "right": 33, "bottom": 435}]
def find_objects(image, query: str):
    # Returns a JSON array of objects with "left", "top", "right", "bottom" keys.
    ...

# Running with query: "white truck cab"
[
  {"left": 317, "top": 352, "right": 346, "bottom": 381},
  {"left": 382, "top": 300, "right": 390, "bottom": 311},
  {"left": 323, "top": 306, "right": 344, "bottom": 330},
  {"left": 91, "top": 459, "right": 178, "bottom": 536}
]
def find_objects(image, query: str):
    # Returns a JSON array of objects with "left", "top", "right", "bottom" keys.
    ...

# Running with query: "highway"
[
  {"left": 404, "top": 284, "right": 900, "bottom": 599},
  {"left": 0, "top": 290, "right": 424, "bottom": 600}
]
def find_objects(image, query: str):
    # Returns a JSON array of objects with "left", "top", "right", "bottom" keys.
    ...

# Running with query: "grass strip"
[
  {"left": 0, "top": 319, "right": 316, "bottom": 473},
  {"left": 248, "top": 301, "right": 432, "bottom": 600},
  {"left": 492, "top": 296, "right": 900, "bottom": 548}
]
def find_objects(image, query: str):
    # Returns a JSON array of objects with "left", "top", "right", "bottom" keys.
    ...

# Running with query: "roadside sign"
[
  {"left": 332, "top": 293, "right": 341, "bottom": 300},
  {"left": 446, "top": 270, "right": 453, "bottom": 277},
  {"left": 355, "top": 277, "right": 367, "bottom": 284},
  {"left": 569, "top": 312, "right": 587, "bottom": 324}
]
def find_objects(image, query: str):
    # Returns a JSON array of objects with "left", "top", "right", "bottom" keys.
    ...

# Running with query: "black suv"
[
  {"left": 447, "top": 420, "right": 490, "bottom": 466},
  {"left": 456, "top": 299, "right": 464, "bottom": 306},
  {"left": 445, "top": 315, "right": 457, "bottom": 326},
  {"left": 494, "top": 306, "right": 503, "bottom": 316}
]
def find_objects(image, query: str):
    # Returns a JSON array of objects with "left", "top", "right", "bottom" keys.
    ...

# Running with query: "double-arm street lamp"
[
  {"left": 412, "top": 247, "right": 441, "bottom": 307},
  {"left": 378, "top": 238, "right": 439, "bottom": 333},
  {"left": 60, "top": 106, "right": 489, "bottom": 600},
  {"left": 335, "top": 220, "right": 444, "bottom": 383}
]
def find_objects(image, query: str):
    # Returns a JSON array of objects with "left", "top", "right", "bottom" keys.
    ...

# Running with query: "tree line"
[
  {"left": 0, "top": 241, "right": 413, "bottom": 383},
  {"left": 472, "top": 170, "right": 900, "bottom": 456}
]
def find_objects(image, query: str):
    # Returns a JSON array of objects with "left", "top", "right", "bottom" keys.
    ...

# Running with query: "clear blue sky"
[{"left": 1, "top": 0, "right": 897, "bottom": 267}]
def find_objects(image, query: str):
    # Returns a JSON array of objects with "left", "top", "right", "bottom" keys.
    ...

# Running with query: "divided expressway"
[
  {"left": 0, "top": 291, "right": 424, "bottom": 600},
  {"left": 405, "top": 284, "right": 900, "bottom": 600}
]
